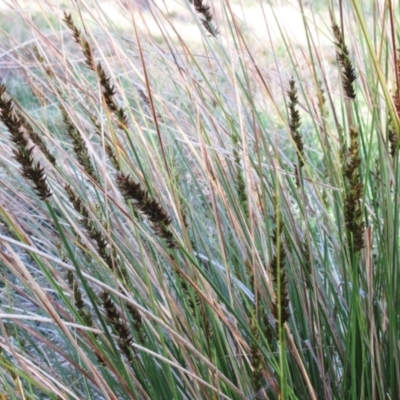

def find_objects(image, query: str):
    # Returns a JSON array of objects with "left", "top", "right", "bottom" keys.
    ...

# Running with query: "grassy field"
[{"left": 0, "top": 0, "right": 398, "bottom": 399}]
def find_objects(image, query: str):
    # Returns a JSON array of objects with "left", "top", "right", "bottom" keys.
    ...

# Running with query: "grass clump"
[{"left": 0, "top": 0, "right": 399, "bottom": 399}]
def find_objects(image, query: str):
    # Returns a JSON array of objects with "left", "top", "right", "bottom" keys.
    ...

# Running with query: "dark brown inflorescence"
[
  {"left": 100, "top": 291, "right": 136, "bottom": 362},
  {"left": 332, "top": 24, "right": 357, "bottom": 99},
  {"left": 67, "top": 271, "right": 94, "bottom": 327},
  {"left": 287, "top": 79, "right": 305, "bottom": 188},
  {"left": 189, "top": 0, "right": 219, "bottom": 36},
  {"left": 64, "top": 184, "right": 116, "bottom": 271},
  {"left": 343, "top": 126, "right": 365, "bottom": 252},
  {"left": 63, "top": 13, "right": 128, "bottom": 128},
  {"left": 269, "top": 197, "right": 290, "bottom": 330},
  {"left": 60, "top": 106, "right": 100, "bottom": 183},
  {"left": 116, "top": 172, "right": 177, "bottom": 248},
  {"left": 0, "top": 84, "right": 52, "bottom": 200}
]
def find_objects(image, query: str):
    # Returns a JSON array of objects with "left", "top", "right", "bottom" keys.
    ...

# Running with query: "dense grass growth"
[{"left": 0, "top": 0, "right": 399, "bottom": 398}]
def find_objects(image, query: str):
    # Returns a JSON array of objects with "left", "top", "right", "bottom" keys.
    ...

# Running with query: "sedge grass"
[{"left": 0, "top": 0, "right": 398, "bottom": 399}]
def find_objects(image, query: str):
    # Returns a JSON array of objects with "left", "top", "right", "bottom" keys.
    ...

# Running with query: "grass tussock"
[{"left": 0, "top": 0, "right": 399, "bottom": 399}]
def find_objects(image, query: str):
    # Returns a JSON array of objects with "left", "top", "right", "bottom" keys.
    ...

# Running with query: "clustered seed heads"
[
  {"left": 126, "top": 304, "right": 146, "bottom": 344},
  {"left": 116, "top": 172, "right": 177, "bottom": 248},
  {"left": 270, "top": 241, "right": 290, "bottom": 329},
  {"left": 63, "top": 13, "right": 128, "bottom": 128},
  {"left": 178, "top": 270, "right": 213, "bottom": 339},
  {"left": 244, "top": 258, "right": 266, "bottom": 392},
  {"left": 32, "top": 45, "right": 54, "bottom": 78},
  {"left": 301, "top": 239, "right": 312, "bottom": 289},
  {"left": 64, "top": 184, "right": 116, "bottom": 271},
  {"left": 0, "top": 84, "right": 52, "bottom": 200},
  {"left": 250, "top": 313, "right": 263, "bottom": 393},
  {"left": 333, "top": 23, "right": 357, "bottom": 99},
  {"left": 61, "top": 106, "right": 100, "bottom": 183},
  {"left": 343, "top": 126, "right": 365, "bottom": 252},
  {"left": 189, "top": 0, "right": 219, "bottom": 36},
  {"left": 90, "top": 114, "right": 120, "bottom": 170},
  {"left": 231, "top": 132, "right": 248, "bottom": 218},
  {"left": 100, "top": 291, "right": 136, "bottom": 362},
  {"left": 63, "top": 13, "right": 95, "bottom": 70},
  {"left": 389, "top": 124, "right": 398, "bottom": 158},
  {"left": 287, "top": 79, "right": 305, "bottom": 187},
  {"left": 288, "top": 80, "right": 304, "bottom": 166},
  {"left": 20, "top": 114, "right": 56, "bottom": 166},
  {"left": 269, "top": 201, "right": 290, "bottom": 330},
  {"left": 67, "top": 271, "right": 94, "bottom": 327},
  {"left": 388, "top": 52, "right": 400, "bottom": 158},
  {"left": 96, "top": 65, "right": 128, "bottom": 127}
]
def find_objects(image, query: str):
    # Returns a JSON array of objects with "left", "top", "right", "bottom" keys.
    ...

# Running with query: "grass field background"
[{"left": 0, "top": 0, "right": 398, "bottom": 399}]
